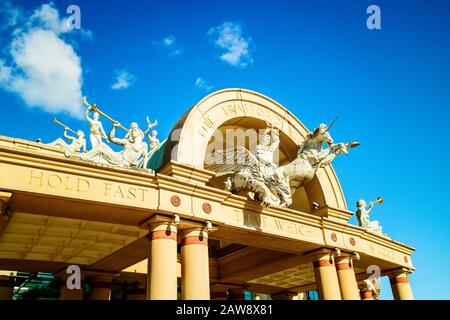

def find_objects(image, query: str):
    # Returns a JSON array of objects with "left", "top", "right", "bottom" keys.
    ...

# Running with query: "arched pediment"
[{"left": 159, "top": 88, "right": 347, "bottom": 211}]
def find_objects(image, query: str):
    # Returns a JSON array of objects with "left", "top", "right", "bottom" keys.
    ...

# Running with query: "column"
[
  {"left": 181, "top": 228, "right": 210, "bottom": 300},
  {"left": 228, "top": 288, "right": 246, "bottom": 300},
  {"left": 335, "top": 254, "right": 360, "bottom": 300},
  {"left": 312, "top": 250, "right": 342, "bottom": 300},
  {"left": 389, "top": 269, "right": 414, "bottom": 300},
  {"left": 210, "top": 284, "right": 229, "bottom": 300},
  {"left": 59, "top": 278, "right": 84, "bottom": 300},
  {"left": 360, "top": 288, "right": 374, "bottom": 300},
  {"left": 272, "top": 291, "right": 298, "bottom": 300},
  {"left": 88, "top": 275, "right": 112, "bottom": 300},
  {"left": 0, "top": 275, "right": 14, "bottom": 300},
  {"left": 147, "top": 221, "right": 178, "bottom": 300},
  {"left": 126, "top": 282, "right": 146, "bottom": 300}
]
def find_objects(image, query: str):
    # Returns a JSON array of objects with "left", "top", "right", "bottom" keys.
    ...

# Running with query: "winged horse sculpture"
[{"left": 205, "top": 121, "right": 359, "bottom": 207}]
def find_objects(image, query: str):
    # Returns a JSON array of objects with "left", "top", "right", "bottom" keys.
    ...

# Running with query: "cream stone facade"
[{"left": 0, "top": 88, "right": 414, "bottom": 300}]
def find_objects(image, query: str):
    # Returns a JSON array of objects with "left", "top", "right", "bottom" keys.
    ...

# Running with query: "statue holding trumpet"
[
  {"left": 80, "top": 96, "right": 149, "bottom": 168},
  {"left": 356, "top": 197, "right": 386, "bottom": 236},
  {"left": 83, "top": 96, "right": 108, "bottom": 149},
  {"left": 47, "top": 119, "right": 86, "bottom": 156}
]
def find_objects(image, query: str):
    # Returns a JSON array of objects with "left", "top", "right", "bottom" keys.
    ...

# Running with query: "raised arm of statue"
[
  {"left": 144, "top": 117, "right": 158, "bottom": 135},
  {"left": 366, "top": 202, "right": 374, "bottom": 215},
  {"left": 63, "top": 129, "right": 75, "bottom": 141},
  {"left": 85, "top": 107, "right": 93, "bottom": 123},
  {"left": 108, "top": 122, "right": 126, "bottom": 146}
]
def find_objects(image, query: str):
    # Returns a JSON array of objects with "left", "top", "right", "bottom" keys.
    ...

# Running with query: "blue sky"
[{"left": 1, "top": 0, "right": 449, "bottom": 299}]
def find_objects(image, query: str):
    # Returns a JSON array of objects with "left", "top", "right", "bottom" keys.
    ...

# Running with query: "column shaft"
[
  {"left": 147, "top": 222, "right": 178, "bottom": 300},
  {"left": 228, "top": 288, "right": 245, "bottom": 300},
  {"left": 210, "top": 284, "right": 229, "bottom": 300},
  {"left": 181, "top": 228, "right": 210, "bottom": 300},
  {"left": 60, "top": 279, "right": 84, "bottom": 300},
  {"left": 390, "top": 271, "right": 414, "bottom": 300},
  {"left": 0, "top": 275, "right": 14, "bottom": 300},
  {"left": 335, "top": 255, "right": 360, "bottom": 300},
  {"left": 313, "top": 251, "right": 342, "bottom": 300},
  {"left": 88, "top": 275, "right": 112, "bottom": 300},
  {"left": 126, "top": 283, "right": 147, "bottom": 300}
]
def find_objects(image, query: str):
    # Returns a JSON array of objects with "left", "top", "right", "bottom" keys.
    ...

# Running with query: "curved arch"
[{"left": 162, "top": 88, "right": 347, "bottom": 210}]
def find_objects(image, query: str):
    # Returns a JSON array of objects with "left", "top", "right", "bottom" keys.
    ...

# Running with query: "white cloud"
[
  {"left": 208, "top": 22, "right": 253, "bottom": 67},
  {"left": 0, "top": 3, "right": 88, "bottom": 118},
  {"left": 111, "top": 70, "right": 136, "bottom": 90},
  {"left": 163, "top": 36, "right": 175, "bottom": 47},
  {"left": 29, "top": 3, "right": 70, "bottom": 34},
  {"left": 169, "top": 48, "right": 183, "bottom": 57},
  {"left": 153, "top": 35, "right": 183, "bottom": 57},
  {"left": 195, "top": 77, "right": 213, "bottom": 92}
]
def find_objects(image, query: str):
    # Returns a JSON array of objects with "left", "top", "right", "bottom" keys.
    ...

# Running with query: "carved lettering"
[
  {"left": 128, "top": 187, "right": 136, "bottom": 200},
  {"left": 114, "top": 185, "right": 124, "bottom": 198},
  {"left": 76, "top": 179, "right": 89, "bottom": 192},
  {"left": 27, "top": 170, "right": 147, "bottom": 203},
  {"left": 29, "top": 171, "right": 43, "bottom": 186},
  {"left": 48, "top": 174, "right": 63, "bottom": 188},
  {"left": 65, "top": 176, "right": 73, "bottom": 191},
  {"left": 138, "top": 188, "right": 148, "bottom": 201}
]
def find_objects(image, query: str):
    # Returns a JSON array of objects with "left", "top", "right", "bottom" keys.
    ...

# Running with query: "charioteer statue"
[{"left": 207, "top": 119, "right": 359, "bottom": 207}]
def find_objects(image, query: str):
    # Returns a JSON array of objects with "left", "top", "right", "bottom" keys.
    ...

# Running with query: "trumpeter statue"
[
  {"left": 356, "top": 197, "right": 386, "bottom": 236},
  {"left": 47, "top": 118, "right": 86, "bottom": 156}
]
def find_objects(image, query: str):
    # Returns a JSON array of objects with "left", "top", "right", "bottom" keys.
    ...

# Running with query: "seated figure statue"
[
  {"left": 47, "top": 129, "right": 86, "bottom": 157},
  {"left": 81, "top": 121, "right": 148, "bottom": 168},
  {"left": 356, "top": 199, "right": 384, "bottom": 235}
]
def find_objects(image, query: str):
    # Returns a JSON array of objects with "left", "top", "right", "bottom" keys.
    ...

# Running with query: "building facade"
[{"left": 0, "top": 89, "right": 414, "bottom": 300}]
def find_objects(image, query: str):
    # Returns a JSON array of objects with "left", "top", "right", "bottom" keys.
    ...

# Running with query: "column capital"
[
  {"left": 305, "top": 248, "right": 343, "bottom": 262},
  {"left": 146, "top": 222, "right": 178, "bottom": 242},
  {"left": 334, "top": 254, "right": 354, "bottom": 271},
  {"left": 386, "top": 267, "right": 413, "bottom": 277},
  {"left": 180, "top": 227, "right": 209, "bottom": 246}
]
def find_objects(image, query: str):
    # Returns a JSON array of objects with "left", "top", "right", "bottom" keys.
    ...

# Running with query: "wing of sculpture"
[{"left": 204, "top": 146, "right": 257, "bottom": 175}]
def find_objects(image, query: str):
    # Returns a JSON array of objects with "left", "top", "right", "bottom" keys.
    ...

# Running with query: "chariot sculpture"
[{"left": 206, "top": 120, "right": 359, "bottom": 208}]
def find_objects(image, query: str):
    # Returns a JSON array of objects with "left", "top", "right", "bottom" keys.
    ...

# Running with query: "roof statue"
[
  {"left": 206, "top": 119, "right": 359, "bottom": 207},
  {"left": 79, "top": 97, "right": 150, "bottom": 169},
  {"left": 144, "top": 117, "right": 160, "bottom": 153},
  {"left": 46, "top": 118, "right": 86, "bottom": 157},
  {"left": 83, "top": 97, "right": 108, "bottom": 149},
  {"left": 356, "top": 197, "right": 388, "bottom": 237}
]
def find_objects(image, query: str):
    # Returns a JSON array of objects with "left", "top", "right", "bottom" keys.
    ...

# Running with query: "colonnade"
[
  {"left": 0, "top": 226, "right": 414, "bottom": 301},
  {"left": 311, "top": 249, "right": 414, "bottom": 300}
]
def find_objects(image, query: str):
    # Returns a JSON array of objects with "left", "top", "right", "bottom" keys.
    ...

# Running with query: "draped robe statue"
[{"left": 81, "top": 122, "right": 148, "bottom": 168}]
